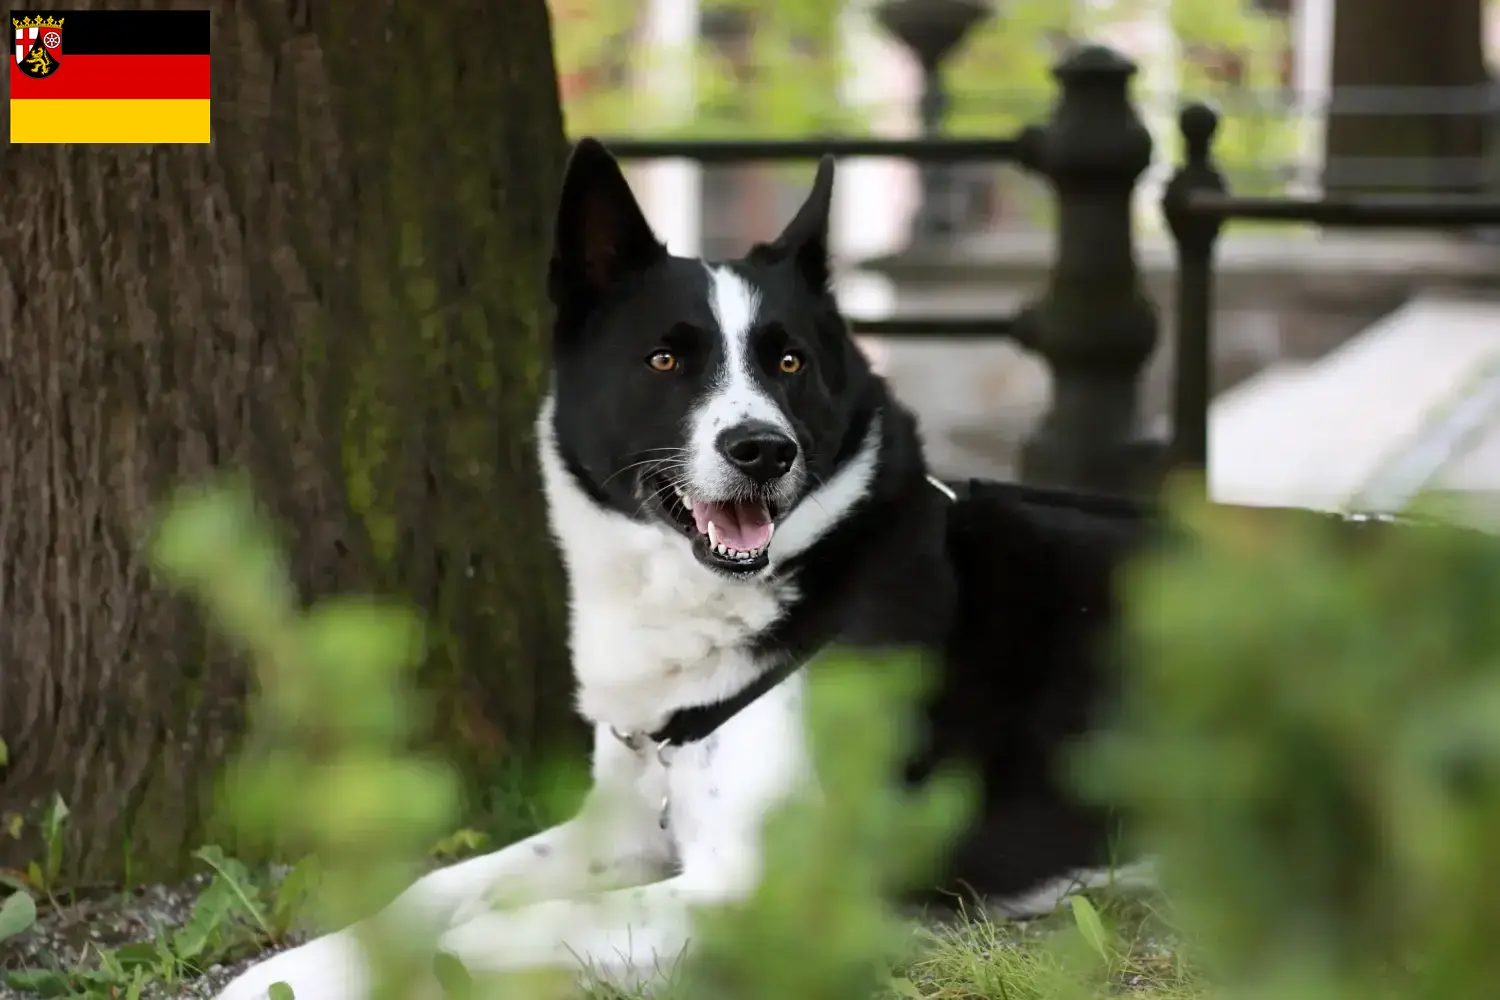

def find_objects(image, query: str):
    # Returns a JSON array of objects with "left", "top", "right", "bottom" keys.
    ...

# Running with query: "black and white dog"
[{"left": 219, "top": 142, "right": 1155, "bottom": 1000}]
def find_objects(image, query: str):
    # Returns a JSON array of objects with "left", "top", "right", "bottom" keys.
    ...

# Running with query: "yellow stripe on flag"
[{"left": 10, "top": 99, "right": 210, "bottom": 144}]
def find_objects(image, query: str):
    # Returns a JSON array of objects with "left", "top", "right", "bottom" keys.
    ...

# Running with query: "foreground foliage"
[
  {"left": 6, "top": 479, "right": 1500, "bottom": 1000},
  {"left": 1085, "top": 484, "right": 1500, "bottom": 1000}
]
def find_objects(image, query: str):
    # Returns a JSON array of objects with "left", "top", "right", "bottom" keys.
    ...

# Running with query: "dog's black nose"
[{"left": 718, "top": 422, "right": 798, "bottom": 484}]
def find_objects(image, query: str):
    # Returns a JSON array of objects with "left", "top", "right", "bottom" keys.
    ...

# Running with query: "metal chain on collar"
[
  {"left": 611, "top": 726, "right": 676, "bottom": 829},
  {"left": 1341, "top": 511, "right": 1399, "bottom": 524},
  {"left": 926, "top": 474, "right": 958, "bottom": 501}
]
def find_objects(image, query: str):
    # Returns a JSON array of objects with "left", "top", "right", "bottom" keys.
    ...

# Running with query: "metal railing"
[
  {"left": 593, "top": 137, "right": 1023, "bottom": 163},
  {"left": 582, "top": 44, "right": 1500, "bottom": 501},
  {"left": 1163, "top": 102, "right": 1500, "bottom": 476}
]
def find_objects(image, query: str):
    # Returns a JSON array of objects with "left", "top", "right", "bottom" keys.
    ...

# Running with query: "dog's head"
[{"left": 546, "top": 139, "right": 877, "bottom": 579}]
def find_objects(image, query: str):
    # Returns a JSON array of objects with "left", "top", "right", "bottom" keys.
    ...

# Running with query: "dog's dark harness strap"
[
  {"left": 648, "top": 657, "right": 805, "bottom": 747},
  {"left": 646, "top": 475, "right": 964, "bottom": 748}
]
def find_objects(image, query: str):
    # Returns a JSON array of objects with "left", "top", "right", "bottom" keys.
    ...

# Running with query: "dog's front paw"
[
  {"left": 217, "top": 931, "right": 369, "bottom": 1000},
  {"left": 437, "top": 899, "right": 572, "bottom": 974}
]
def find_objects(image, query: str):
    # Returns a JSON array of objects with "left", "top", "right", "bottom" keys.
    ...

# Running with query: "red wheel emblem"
[{"left": 41, "top": 31, "right": 61, "bottom": 49}]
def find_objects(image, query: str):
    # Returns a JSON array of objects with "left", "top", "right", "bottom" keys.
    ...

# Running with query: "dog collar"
[{"left": 644, "top": 655, "right": 804, "bottom": 749}]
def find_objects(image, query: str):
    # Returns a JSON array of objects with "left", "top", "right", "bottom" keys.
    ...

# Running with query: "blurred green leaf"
[
  {"left": 0, "top": 889, "right": 37, "bottom": 942},
  {"left": 41, "top": 794, "right": 68, "bottom": 888},
  {"left": 152, "top": 481, "right": 465, "bottom": 994},
  {"left": 2, "top": 969, "right": 71, "bottom": 997},
  {"left": 888, "top": 975, "right": 924, "bottom": 998},
  {"left": 1070, "top": 895, "right": 1111, "bottom": 965},
  {"left": 307, "top": 757, "right": 460, "bottom": 852}
]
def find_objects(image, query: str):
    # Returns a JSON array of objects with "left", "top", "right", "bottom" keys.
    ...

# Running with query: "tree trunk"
[
  {"left": 1323, "top": 0, "right": 1488, "bottom": 194},
  {"left": 0, "top": 0, "right": 575, "bottom": 886}
]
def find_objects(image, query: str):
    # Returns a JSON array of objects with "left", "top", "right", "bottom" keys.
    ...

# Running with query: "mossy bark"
[
  {"left": 0, "top": 0, "right": 575, "bottom": 885},
  {"left": 1323, "top": 0, "right": 1487, "bottom": 195}
]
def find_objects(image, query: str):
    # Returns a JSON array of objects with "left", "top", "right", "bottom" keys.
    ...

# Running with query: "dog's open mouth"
[{"left": 653, "top": 477, "right": 779, "bottom": 574}]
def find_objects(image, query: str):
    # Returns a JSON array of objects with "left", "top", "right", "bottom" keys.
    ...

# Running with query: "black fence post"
[
  {"left": 1016, "top": 45, "right": 1160, "bottom": 497},
  {"left": 1161, "top": 102, "right": 1227, "bottom": 477}
]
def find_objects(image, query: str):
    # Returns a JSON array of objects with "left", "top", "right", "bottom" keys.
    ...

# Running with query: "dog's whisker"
[{"left": 601, "top": 454, "right": 689, "bottom": 491}]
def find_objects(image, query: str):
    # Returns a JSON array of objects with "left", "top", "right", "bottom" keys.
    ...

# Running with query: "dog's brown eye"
[
  {"left": 647, "top": 350, "right": 678, "bottom": 373},
  {"left": 778, "top": 351, "right": 805, "bottom": 375}
]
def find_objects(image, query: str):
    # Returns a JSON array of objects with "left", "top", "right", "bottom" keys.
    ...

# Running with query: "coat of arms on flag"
[{"left": 13, "top": 14, "right": 64, "bottom": 79}]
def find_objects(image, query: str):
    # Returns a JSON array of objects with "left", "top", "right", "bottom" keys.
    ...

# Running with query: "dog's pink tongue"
[{"left": 691, "top": 500, "right": 773, "bottom": 550}]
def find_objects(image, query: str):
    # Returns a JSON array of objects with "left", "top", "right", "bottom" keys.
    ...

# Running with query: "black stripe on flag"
[{"left": 12, "top": 10, "right": 209, "bottom": 55}]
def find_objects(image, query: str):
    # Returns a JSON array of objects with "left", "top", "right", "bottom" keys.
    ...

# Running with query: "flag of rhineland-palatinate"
[{"left": 10, "top": 9, "right": 210, "bottom": 144}]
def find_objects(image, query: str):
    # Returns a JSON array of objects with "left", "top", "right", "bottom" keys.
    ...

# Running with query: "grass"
[
  {"left": 2, "top": 820, "right": 1205, "bottom": 1000},
  {"left": 588, "top": 886, "right": 1205, "bottom": 1000},
  {"left": 1, "top": 840, "right": 318, "bottom": 998},
  {"left": 893, "top": 893, "right": 1203, "bottom": 1000},
  {"left": 0, "top": 794, "right": 1201, "bottom": 999}
]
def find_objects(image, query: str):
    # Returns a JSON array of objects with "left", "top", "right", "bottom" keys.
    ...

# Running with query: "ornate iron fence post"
[
  {"left": 1015, "top": 45, "right": 1160, "bottom": 497},
  {"left": 1162, "top": 102, "right": 1226, "bottom": 476}
]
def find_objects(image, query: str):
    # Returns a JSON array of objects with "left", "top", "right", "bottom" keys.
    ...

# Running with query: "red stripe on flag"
[{"left": 9, "top": 54, "right": 210, "bottom": 100}]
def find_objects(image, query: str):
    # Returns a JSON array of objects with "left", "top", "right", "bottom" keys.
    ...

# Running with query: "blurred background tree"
[
  {"left": 552, "top": 0, "right": 855, "bottom": 138},
  {"left": 1324, "top": 0, "right": 1489, "bottom": 195},
  {"left": 1168, "top": 0, "right": 1298, "bottom": 197}
]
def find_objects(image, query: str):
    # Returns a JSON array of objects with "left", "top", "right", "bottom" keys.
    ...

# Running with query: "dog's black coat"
[{"left": 932, "top": 479, "right": 1169, "bottom": 900}]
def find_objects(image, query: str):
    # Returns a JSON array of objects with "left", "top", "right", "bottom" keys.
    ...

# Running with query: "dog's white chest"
[
  {"left": 565, "top": 531, "right": 795, "bottom": 733},
  {"left": 671, "top": 670, "right": 807, "bottom": 856}
]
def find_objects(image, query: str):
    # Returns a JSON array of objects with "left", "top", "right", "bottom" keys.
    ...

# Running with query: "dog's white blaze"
[
  {"left": 686, "top": 264, "right": 800, "bottom": 498},
  {"left": 705, "top": 263, "right": 760, "bottom": 353}
]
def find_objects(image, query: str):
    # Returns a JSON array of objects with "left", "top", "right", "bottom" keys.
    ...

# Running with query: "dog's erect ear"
[
  {"left": 752, "top": 155, "right": 835, "bottom": 291},
  {"left": 550, "top": 138, "right": 667, "bottom": 304}
]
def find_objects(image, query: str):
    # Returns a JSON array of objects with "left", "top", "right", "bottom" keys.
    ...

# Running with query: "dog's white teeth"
[
  {"left": 708, "top": 538, "right": 765, "bottom": 562},
  {"left": 701, "top": 520, "right": 768, "bottom": 562}
]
